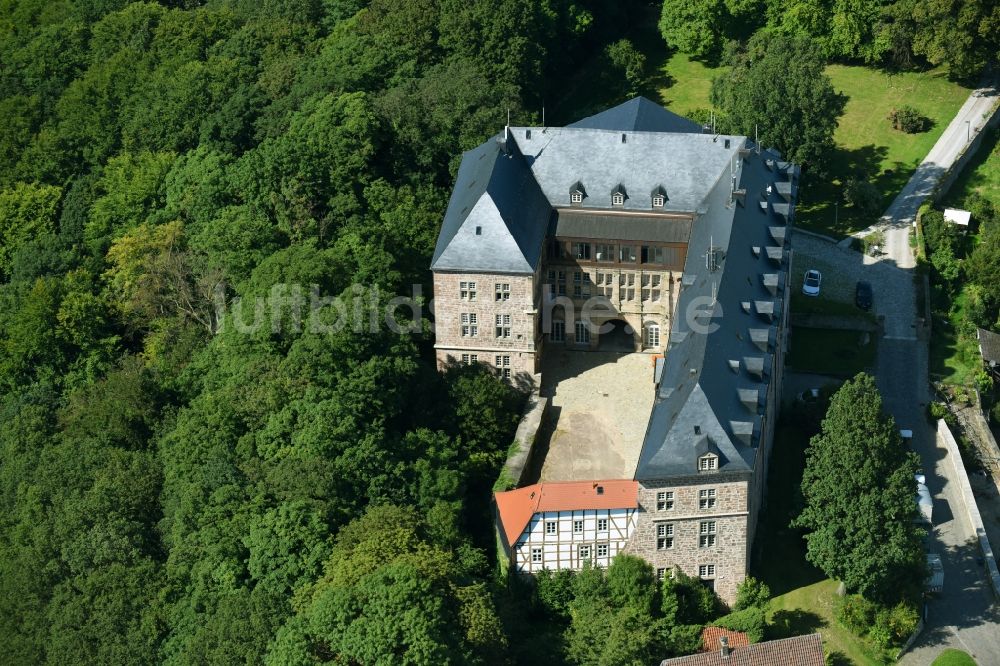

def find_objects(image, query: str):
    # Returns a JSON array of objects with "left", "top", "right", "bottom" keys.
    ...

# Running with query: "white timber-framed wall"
[{"left": 512, "top": 508, "right": 637, "bottom": 572}]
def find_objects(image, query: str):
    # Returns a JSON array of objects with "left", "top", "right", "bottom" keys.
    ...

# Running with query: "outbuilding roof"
[
  {"left": 660, "top": 633, "right": 824, "bottom": 666},
  {"left": 494, "top": 480, "right": 639, "bottom": 546},
  {"left": 978, "top": 328, "right": 1000, "bottom": 366}
]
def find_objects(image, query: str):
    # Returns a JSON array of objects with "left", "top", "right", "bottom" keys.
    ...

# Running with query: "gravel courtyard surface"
[{"left": 532, "top": 350, "right": 656, "bottom": 482}]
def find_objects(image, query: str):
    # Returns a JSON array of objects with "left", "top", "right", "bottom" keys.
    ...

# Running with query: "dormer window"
[
  {"left": 569, "top": 180, "right": 586, "bottom": 205},
  {"left": 571, "top": 191, "right": 583, "bottom": 204},
  {"left": 698, "top": 454, "right": 718, "bottom": 471},
  {"left": 651, "top": 185, "right": 668, "bottom": 209},
  {"left": 611, "top": 184, "right": 627, "bottom": 207}
]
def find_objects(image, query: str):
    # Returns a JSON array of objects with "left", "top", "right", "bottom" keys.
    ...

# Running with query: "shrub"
[
  {"left": 712, "top": 606, "right": 766, "bottom": 643},
  {"left": 868, "top": 610, "right": 893, "bottom": 649},
  {"left": 887, "top": 601, "right": 920, "bottom": 643},
  {"left": 734, "top": 576, "right": 771, "bottom": 611},
  {"left": 837, "top": 594, "right": 878, "bottom": 634},
  {"left": 845, "top": 180, "right": 882, "bottom": 217},
  {"left": 889, "top": 106, "right": 931, "bottom": 133},
  {"left": 927, "top": 401, "right": 949, "bottom": 423}
]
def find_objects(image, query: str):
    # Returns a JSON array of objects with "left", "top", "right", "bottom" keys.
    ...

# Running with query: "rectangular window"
[
  {"left": 551, "top": 321, "right": 565, "bottom": 342},
  {"left": 656, "top": 523, "right": 674, "bottom": 550},
  {"left": 595, "top": 243, "right": 615, "bottom": 262},
  {"left": 545, "top": 521, "right": 557, "bottom": 535},
  {"left": 579, "top": 545, "right": 591, "bottom": 560},
  {"left": 596, "top": 543, "right": 609, "bottom": 558},
  {"left": 495, "top": 314, "right": 511, "bottom": 338},
  {"left": 699, "top": 521, "right": 717, "bottom": 548},
  {"left": 460, "top": 354, "right": 478, "bottom": 366},
  {"left": 642, "top": 246, "right": 666, "bottom": 265},
  {"left": 573, "top": 271, "right": 582, "bottom": 297},
  {"left": 619, "top": 245, "right": 637, "bottom": 263},
  {"left": 460, "top": 313, "right": 478, "bottom": 337},
  {"left": 459, "top": 281, "right": 477, "bottom": 300},
  {"left": 531, "top": 548, "right": 543, "bottom": 563},
  {"left": 573, "top": 520, "right": 583, "bottom": 534},
  {"left": 656, "top": 491, "right": 674, "bottom": 511},
  {"left": 646, "top": 325, "right": 660, "bottom": 348},
  {"left": 597, "top": 518, "right": 608, "bottom": 532},
  {"left": 699, "top": 489, "right": 717, "bottom": 509},
  {"left": 573, "top": 242, "right": 591, "bottom": 260},
  {"left": 699, "top": 456, "right": 718, "bottom": 471},
  {"left": 494, "top": 355, "right": 511, "bottom": 379},
  {"left": 699, "top": 564, "right": 716, "bottom": 578},
  {"left": 575, "top": 321, "right": 590, "bottom": 344},
  {"left": 548, "top": 240, "right": 564, "bottom": 259},
  {"left": 495, "top": 283, "right": 510, "bottom": 301}
]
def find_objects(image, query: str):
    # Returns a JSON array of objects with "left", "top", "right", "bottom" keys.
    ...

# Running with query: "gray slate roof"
[
  {"left": 511, "top": 126, "right": 741, "bottom": 212},
  {"left": 635, "top": 143, "right": 796, "bottom": 480},
  {"left": 979, "top": 328, "right": 1000, "bottom": 365},
  {"left": 568, "top": 96, "right": 704, "bottom": 134},
  {"left": 431, "top": 135, "right": 552, "bottom": 274}
]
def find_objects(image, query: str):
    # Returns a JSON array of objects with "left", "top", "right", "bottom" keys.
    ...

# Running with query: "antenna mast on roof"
[
  {"left": 755, "top": 124, "right": 760, "bottom": 154},
  {"left": 504, "top": 108, "right": 510, "bottom": 141},
  {"left": 542, "top": 105, "right": 545, "bottom": 129}
]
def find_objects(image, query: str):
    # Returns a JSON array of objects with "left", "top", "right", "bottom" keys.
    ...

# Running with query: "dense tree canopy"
[
  {"left": 0, "top": 0, "right": 648, "bottom": 663},
  {"left": 710, "top": 34, "right": 845, "bottom": 166},
  {"left": 792, "top": 373, "right": 925, "bottom": 601}
]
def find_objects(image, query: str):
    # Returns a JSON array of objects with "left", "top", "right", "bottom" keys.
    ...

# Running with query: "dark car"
[{"left": 855, "top": 281, "right": 873, "bottom": 310}]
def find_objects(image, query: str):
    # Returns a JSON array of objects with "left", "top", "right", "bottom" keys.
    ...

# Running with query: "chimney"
[{"left": 720, "top": 636, "right": 730, "bottom": 658}]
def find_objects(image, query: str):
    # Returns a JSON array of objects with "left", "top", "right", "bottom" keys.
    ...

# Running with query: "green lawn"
[
  {"left": 931, "top": 649, "right": 977, "bottom": 665},
  {"left": 945, "top": 127, "right": 1000, "bottom": 209},
  {"left": 796, "top": 66, "right": 972, "bottom": 237},
  {"left": 787, "top": 327, "right": 877, "bottom": 377},
  {"left": 755, "top": 422, "right": 891, "bottom": 665}
]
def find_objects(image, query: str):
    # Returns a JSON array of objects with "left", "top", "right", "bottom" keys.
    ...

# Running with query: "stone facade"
[
  {"left": 433, "top": 270, "right": 541, "bottom": 379},
  {"left": 626, "top": 474, "right": 750, "bottom": 600}
]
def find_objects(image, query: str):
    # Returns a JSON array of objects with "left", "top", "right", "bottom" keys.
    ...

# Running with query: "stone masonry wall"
[
  {"left": 433, "top": 271, "right": 538, "bottom": 378},
  {"left": 626, "top": 474, "right": 750, "bottom": 605}
]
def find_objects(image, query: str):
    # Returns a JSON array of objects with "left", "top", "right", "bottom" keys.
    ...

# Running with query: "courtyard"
[{"left": 528, "top": 349, "right": 658, "bottom": 482}]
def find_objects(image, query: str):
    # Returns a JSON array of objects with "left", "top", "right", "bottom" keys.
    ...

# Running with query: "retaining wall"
[
  {"left": 937, "top": 419, "right": 1000, "bottom": 599},
  {"left": 497, "top": 388, "right": 548, "bottom": 490}
]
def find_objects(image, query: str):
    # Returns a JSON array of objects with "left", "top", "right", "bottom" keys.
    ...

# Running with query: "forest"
[{"left": 0, "top": 0, "right": 995, "bottom": 664}]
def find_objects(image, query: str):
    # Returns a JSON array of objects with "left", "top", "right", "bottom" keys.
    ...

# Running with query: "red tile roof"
[
  {"left": 701, "top": 627, "right": 749, "bottom": 653},
  {"left": 494, "top": 479, "right": 639, "bottom": 545},
  {"left": 660, "top": 633, "right": 824, "bottom": 666}
]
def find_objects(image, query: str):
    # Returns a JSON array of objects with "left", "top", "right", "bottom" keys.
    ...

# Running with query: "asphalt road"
[{"left": 851, "top": 82, "right": 1000, "bottom": 664}]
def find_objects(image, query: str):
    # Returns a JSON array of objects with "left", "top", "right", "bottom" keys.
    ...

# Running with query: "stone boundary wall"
[
  {"left": 932, "top": 97, "right": 1000, "bottom": 202},
  {"left": 792, "top": 227, "right": 841, "bottom": 244},
  {"left": 789, "top": 313, "right": 879, "bottom": 332},
  {"left": 937, "top": 419, "right": 1000, "bottom": 599},
  {"left": 895, "top": 615, "right": 926, "bottom": 660},
  {"left": 497, "top": 387, "right": 548, "bottom": 490}
]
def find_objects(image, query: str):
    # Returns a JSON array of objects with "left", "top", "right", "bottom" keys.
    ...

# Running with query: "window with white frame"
[
  {"left": 699, "top": 488, "right": 717, "bottom": 509},
  {"left": 578, "top": 544, "right": 591, "bottom": 560},
  {"left": 699, "top": 454, "right": 718, "bottom": 471},
  {"left": 495, "top": 314, "right": 511, "bottom": 338},
  {"left": 573, "top": 520, "right": 583, "bottom": 534},
  {"left": 656, "top": 491, "right": 674, "bottom": 511},
  {"left": 531, "top": 548, "right": 542, "bottom": 563},
  {"left": 596, "top": 543, "right": 609, "bottom": 558},
  {"left": 460, "top": 353, "right": 478, "bottom": 366},
  {"left": 460, "top": 313, "right": 478, "bottom": 337},
  {"left": 495, "top": 355, "right": 511, "bottom": 379},
  {"left": 699, "top": 521, "right": 717, "bottom": 548},
  {"left": 652, "top": 194, "right": 665, "bottom": 208},
  {"left": 646, "top": 324, "right": 660, "bottom": 348},
  {"left": 612, "top": 191, "right": 625, "bottom": 206},
  {"left": 495, "top": 283, "right": 510, "bottom": 301},
  {"left": 656, "top": 523, "right": 674, "bottom": 550},
  {"left": 575, "top": 321, "right": 590, "bottom": 344},
  {"left": 698, "top": 564, "right": 716, "bottom": 578},
  {"left": 551, "top": 321, "right": 565, "bottom": 342},
  {"left": 545, "top": 521, "right": 557, "bottom": 535},
  {"left": 570, "top": 190, "right": 583, "bottom": 204},
  {"left": 459, "top": 281, "right": 477, "bottom": 300},
  {"left": 597, "top": 518, "right": 608, "bottom": 532}
]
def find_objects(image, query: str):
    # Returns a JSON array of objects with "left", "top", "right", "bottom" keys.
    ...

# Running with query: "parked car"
[
  {"left": 926, "top": 553, "right": 944, "bottom": 594},
  {"left": 802, "top": 269, "right": 821, "bottom": 296},
  {"left": 855, "top": 280, "right": 873, "bottom": 310}
]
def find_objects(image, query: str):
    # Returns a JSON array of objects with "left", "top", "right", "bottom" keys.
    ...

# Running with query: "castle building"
[{"left": 430, "top": 98, "right": 796, "bottom": 604}]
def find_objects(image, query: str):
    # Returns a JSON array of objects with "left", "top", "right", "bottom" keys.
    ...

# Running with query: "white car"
[{"left": 802, "top": 269, "right": 821, "bottom": 296}]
